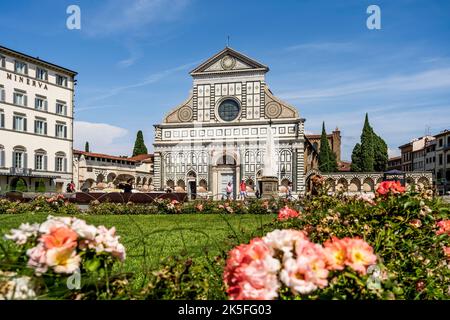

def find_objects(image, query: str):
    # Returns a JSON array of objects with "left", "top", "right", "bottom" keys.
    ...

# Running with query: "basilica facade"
[{"left": 153, "top": 47, "right": 308, "bottom": 199}]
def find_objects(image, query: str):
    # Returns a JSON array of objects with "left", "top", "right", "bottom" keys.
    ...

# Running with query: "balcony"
[
  {"left": 10, "top": 167, "right": 33, "bottom": 175},
  {"left": 0, "top": 167, "right": 61, "bottom": 179}
]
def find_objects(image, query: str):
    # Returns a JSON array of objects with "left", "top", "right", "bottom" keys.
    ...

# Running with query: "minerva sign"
[{"left": 5, "top": 72, "right": 48, "bottom": 90}]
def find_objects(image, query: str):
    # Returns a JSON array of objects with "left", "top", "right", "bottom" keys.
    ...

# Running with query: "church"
[{"left": 153, "top": 47, "right": 313, "bottom": 199}]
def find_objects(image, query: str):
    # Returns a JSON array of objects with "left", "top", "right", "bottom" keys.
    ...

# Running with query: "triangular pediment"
[{"left": 190, "top": 47, "right": 269, "bottom": 76}]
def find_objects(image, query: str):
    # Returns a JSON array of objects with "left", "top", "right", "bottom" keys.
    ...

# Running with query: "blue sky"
[{"left": 1, "top": 0, "right": 450, "bottom": 160}]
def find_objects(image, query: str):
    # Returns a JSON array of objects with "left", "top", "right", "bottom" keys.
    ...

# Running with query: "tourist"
[
  {"left": 287, "top": 182, "right": 293, "bottom": 201},
  {"left": 225, "top": 182, "right": 233, "bottom": 200},
  {"left": 239, "top": 179, "right": 247, "bottom": 200},
  {"left": 66, "top": 181, "right": 75, "bottom": 193}
]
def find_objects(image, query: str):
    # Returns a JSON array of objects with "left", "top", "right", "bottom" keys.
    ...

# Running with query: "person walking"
[
  {"left": 225, "top": 181, "right": 233, "bottom": 200},
  {"left": 239, "top": 179, "right": 247, "bottom": 200}
]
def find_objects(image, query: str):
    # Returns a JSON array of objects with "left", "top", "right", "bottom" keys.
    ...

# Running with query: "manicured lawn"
[{"left": 0, "top": 213, "right": 275, "bottom": 288}]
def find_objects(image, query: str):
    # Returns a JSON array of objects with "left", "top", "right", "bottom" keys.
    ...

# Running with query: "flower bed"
[
  {"left": 0, "top": 196, "right": 287, "bottom": 215},
  {"left": 1, "top": 182, "right": 449, "bottom": 300}
]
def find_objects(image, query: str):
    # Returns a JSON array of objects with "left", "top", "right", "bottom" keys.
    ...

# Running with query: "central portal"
[{"left": 212, "top": 153, "right": 239, "bottom": 200}]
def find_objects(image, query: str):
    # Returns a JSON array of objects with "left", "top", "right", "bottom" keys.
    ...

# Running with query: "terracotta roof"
[
  {"left": 388, "top": 156, "right": 401, "bottom": 161},
  {"left": 73, "top": 150, "right": 135, "bottom": 162},
  {"left": 129, "top": 154, "right": 153, "bottom": 161}
]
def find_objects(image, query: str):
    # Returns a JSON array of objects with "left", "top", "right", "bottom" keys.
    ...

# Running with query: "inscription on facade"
[{"left": 6, "top": 72, "right": 48, "bottom": 90}]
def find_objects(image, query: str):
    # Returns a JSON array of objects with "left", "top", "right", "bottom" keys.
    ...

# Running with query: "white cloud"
[
  {"left": 74, "top": 121, "right": 129, "bottom": 155},
  {"left": 279, "top": 67, "right": 450, "bottom": 102},
  {"left": 79, "top": 60, "right": 199, "bottom": 106},
  {"left": 85, "top": 0, "right": 191, "bottom": 37}
]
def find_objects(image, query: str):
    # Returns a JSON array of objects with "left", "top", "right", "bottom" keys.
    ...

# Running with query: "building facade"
[
  {"left": 399, "top": 136, "right": 434, "bottom": 172},
  {"left": 396, "top": 130, "right": 449, "bottom": 194},
  {"left": 0, "top": 46, "right": 76, "bottom": 193},
  {"left": 434, "top": 130, "right": 450, "bottom": 194},
  {"left": 153, "top": 47, "right": 307, "bottom": 199},
  {"left": 305, "top": 128, "right": 342, "bottom": 162},
  {"left": 387, "top": 156, "right": 402, "bottom": 171},
  {"left": 73, "top": 150, "right": 154, "bottom": 192}
]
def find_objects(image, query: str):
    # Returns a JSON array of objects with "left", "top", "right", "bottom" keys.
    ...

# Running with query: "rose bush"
[{"left": 1, "top": 215, "right": 128, "bottom": 299}]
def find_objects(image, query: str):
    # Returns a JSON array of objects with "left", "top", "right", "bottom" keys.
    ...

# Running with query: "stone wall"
[{"left": 305, "top": 170, "right": 433, "bottom": 193}]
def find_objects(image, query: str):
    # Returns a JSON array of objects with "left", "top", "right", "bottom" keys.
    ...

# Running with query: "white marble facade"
[{"left": 153, "top": 47, "right": 306, "bottom": 199}]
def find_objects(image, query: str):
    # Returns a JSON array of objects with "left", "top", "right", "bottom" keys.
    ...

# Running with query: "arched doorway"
[
  {"left": 213, "top": 152, "right": 238, "bottom": 200},
  {"left": 10, "top": 177, "right": 28, "bottom": 192},
  {"left": 186, "top": 171, "right": 197, "bottom": 199}
]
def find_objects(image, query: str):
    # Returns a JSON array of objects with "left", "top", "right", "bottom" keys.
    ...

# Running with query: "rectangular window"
[
  {"left": 56, "top": 157, "right": 63, "bottom": 172},
  {"left": 439, "top": 154, "right": 443, "bottom": 165},
  {"left": 0, "top": 85, "right": 5, "bottom": 102},
  {"left": 56, "top": 103, "right": 67, "bottom": 115},
  {"left": 35, "top": 154, "right": 43, "bottom": 170},
  {"left": 55, "top": 123, "right": 67, "bottom": 138},
  {"left": 34, "top": 119, "right": 47, "bottom": 135},
  {"left": 14, "top": 152, "right": 23, "bottom": 168},
  {"left": 0, "top": 55, "right": 5, "bottom": 68},
  {"left": 439, "top": 139, "right": 443, "bottom": 147},
  {"left": 36, "top": 68, "right": 48, "bottom": 81},
  {"left": 0, "top": 110, "right": 4, "bottom": 128},
  {"left": 14, "top": 61, "right": 27, "bottom": 74},
  {"left": 35, "top": 97, "right": 47, "bottom": 110},
  {"left": 56, "top": 75, "right": 68, "bottom": 87},
  {"left": 13, "top": 115, "right": 26, "bottom": 131},
  {"left": 13, "top": 92, "right": 27, "bottom": 106}
]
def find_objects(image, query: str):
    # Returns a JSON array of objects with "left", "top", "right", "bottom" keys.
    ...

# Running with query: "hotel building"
[{"left": 0, "top": 46, "right": 76, "bottom": 193}]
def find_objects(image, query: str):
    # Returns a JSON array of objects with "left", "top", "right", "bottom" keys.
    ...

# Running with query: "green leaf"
[{"left": 85, "top": 258, "right": 101, "bottom": 272}]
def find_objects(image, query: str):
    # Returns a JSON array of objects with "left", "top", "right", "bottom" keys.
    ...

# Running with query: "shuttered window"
[
  {"left": 0, "top": 86, "right": 5, "bottom": 102},
  {"left": 14, "top": 61, "right": 28, "bottom": 75},
  {"left": 13, "top": 92, "right": 27, "bottom": 106}
]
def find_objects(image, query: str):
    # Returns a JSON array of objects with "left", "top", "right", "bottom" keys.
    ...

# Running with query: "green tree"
[
  {"left": 36, "top": 179, "right": 46, "bottom": 193},
  {"left": 132, "top": 130, "right": 148, "bottom": 157},
  {"left": 360, "top": 113, "right": 375, "bottom": 171},
  {"left": 15, "top": 178, "right": 27, "bottom": 192},
  {"left": 85, "top": 141, "right": 90, "bottom": 152},
  {"left": 318, "top": 122, "right": 338, "bottom": 172},
  {"left": 374, "top": 133, "right": 388, "bottom": 171},
  {"left": 350, "top": 143, "right": 362, "bottom": 172},
  {"left": 351, "top": 114, "right": 388, "bottom": 172}
]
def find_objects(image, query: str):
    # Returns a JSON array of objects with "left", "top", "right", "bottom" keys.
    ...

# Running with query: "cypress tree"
[
  {"left": 351, "top": 143, "right": 362, "bottom": 172},
  {"left": 132, "top": 130, "right": 148, "bottom": 157},
  {"left": 360, "top": 113, "right": 374, "bottom": 171},
  {"left": 351, "top": 114, "right": 388, "bottom": 172},
  {"left": 318, "top": 122, "right": 338, "bottom": 172},
  {"left": 374, "top": 133, "right": 388, "bottom": 171},
  {"left": 330, "top": 151, "right": 338, "bottom": 172},
  {"left": 85, "top": 141, "right": 90, "bottom": 152}
]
